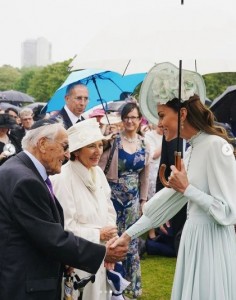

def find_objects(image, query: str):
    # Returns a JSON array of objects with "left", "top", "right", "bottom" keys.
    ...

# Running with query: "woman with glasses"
[{"left": 99, "top": 102, "right": 150, "bottom": 299}]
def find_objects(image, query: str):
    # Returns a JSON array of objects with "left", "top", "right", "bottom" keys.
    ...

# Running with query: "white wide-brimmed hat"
[
  {"left": 100, "top": 112, "right": 122, "bottom": 125},
  {"left": 67, "top": 118, "right": 106, "bottom": 152},
  {"left": 139, "top": 62, "right": 206, "bottom": 124}
]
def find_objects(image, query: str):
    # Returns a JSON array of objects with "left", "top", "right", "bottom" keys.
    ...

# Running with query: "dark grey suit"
[{"left": 0, "top": 152, "right": 105, "bottom": 300}]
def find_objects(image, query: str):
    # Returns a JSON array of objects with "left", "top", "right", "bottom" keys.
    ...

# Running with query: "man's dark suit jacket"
[
  {"left": 55, "top": 108, "right": 85, "bottom": 129},
  {"left": 0, "top": 152, "right": 106, "bottom": 300}
]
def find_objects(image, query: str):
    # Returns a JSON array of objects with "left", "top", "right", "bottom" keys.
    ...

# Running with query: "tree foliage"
[
  {"left": 27, "top": 59, "right": 72, "bottom": 102},
  {"left": 0, "top": 65, "right": 21, "bottom": 91},
  {"left": 203, "top": 72, "right": 236, "bottom": 101},
  {"left": 0, "top": 60, "right": 235, "bottom": 104},
  {"left": 14, "top": 67, "right": 39, "bottom": 94}
]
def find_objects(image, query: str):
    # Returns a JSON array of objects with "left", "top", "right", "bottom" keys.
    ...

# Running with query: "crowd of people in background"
[{"left": 0, "top": 80, "right": 236, "bottom": 300}]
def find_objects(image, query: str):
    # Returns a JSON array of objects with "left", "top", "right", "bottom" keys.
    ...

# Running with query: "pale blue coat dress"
[{"left": 126, "top": 132, "right": 236, "bottom": 300}]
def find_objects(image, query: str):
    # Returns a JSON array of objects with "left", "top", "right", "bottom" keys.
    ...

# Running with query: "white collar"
[
  {"left": 64, "top": 105, "right": 82, "bottom": 124},
  {"left": 24, "top": 150, "right": 47, "bottom": 181}
]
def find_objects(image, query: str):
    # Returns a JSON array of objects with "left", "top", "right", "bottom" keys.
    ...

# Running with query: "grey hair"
[
  {"left": 19, "top": 107, "right": 34, "bottom": 119},
  {"left": 22, "top": 123, "right": 65, "bottom": 150}
]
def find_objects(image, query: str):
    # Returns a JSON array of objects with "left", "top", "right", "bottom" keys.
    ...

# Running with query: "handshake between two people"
[{"left": 104, "top": 232, "right": 132, "bottom": 270}]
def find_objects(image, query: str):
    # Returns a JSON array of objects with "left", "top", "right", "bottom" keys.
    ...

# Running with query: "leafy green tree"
[
  {"left": 203, "top": 73, "right": 236, "bottom": 100},
  {"left": 0, "top": 65, "right": 21, "bottom": 91},
  {"left": 14, "top": 67, "right": 39, "bottom": 94},
  {"left": 27, "top": 59, "right": 72, "bottom": 102}
]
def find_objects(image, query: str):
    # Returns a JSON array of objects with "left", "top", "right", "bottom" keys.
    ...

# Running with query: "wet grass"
[{"left": 139, "top": 254, "right": 176, "bottom": 300}]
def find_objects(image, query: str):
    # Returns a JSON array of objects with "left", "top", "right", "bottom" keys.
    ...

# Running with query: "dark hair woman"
[
  {"left": 111, "top": 63, "right": 236, "bottom": 300},
  {"left": 99, "top": 102, "right": 150, "bottom": 298}
]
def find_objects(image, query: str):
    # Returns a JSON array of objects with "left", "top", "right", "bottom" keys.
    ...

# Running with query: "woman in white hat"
[
  {"left": 110, "top": 62, "right": 236, "bottom": 300},
  {"left": 100, "top": 112, "right": 123, "bottom": 136},
  {"left": 51, "top": 118, "right": 118, "bottom": 300}
]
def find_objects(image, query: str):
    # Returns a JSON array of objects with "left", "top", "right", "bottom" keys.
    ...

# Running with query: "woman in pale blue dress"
[{"left": 111, "top": 65, "right": 236, "bottom": 300}]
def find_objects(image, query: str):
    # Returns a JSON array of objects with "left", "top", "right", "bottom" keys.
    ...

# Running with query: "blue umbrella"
[{"left": 46, "top": 69, "right": 145, "bottom": 112}]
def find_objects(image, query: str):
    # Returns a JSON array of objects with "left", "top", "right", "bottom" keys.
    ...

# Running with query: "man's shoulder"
[{"left": 51, "top": 108, "right": 72, "bottom": 129}]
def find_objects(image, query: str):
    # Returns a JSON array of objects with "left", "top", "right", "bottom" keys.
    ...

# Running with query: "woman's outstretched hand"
[
  {"left": 109, "top": 232, "right": 131, "bottom": 250},
  {"left": 169, "top": 159, "right": 189, "bottom": 193}
]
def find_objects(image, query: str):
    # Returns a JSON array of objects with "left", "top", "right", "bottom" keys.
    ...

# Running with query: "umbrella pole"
[
  {"left": 159, "top": 60, "right": 182, "bottom": 188},
  {"left": 91, "top": 77, "right": 110, "bottom": 125},
  {"left": 175, "top": 60, "right": 182, "bottom": 171}
]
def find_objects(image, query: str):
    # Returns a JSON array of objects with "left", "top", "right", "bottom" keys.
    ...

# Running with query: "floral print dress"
[{"left": 108, "top": 135, "right": 146, "bottom": 298}]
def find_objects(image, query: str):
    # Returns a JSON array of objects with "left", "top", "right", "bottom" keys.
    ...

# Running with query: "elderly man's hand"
[
  {"left": 100, "top": 225, "right": 118, "bottom": 242},
  {"left": 104, "top": 236, "right": 129, "bottom": 263}
]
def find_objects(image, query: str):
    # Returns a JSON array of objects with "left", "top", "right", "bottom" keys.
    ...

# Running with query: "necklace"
[{"left": 121, "top": 132, "right": 137, "bottom": 143}]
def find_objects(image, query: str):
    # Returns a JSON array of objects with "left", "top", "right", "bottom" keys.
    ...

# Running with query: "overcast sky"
[{"left": 1, "top": 0, "right": 235, "bottom": 68}]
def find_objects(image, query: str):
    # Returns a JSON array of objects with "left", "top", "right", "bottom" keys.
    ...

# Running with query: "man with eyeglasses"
[
  {"left": 55, "top": 83, "right": 89, "bottom": 129},
  {"left": 10, "top": 107, "right": 34, "bottom": 153},
  {"left": 0, "top": 119, "right": 128, "bottom": 300}
]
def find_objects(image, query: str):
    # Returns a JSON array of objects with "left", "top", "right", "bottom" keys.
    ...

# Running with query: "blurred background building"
[{"left": 21, "top": 37, "right": 52, "bottom": 67}]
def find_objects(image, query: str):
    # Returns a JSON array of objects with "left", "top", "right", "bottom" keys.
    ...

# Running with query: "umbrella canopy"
[
  {"left": 210, "top": 86, "right": 236, "bottom": 136},
  {"left": 0, "top": 90, "right": 35, "bottom": 103},
  {"left": 46, "top": 69, "right": 145, "bottom": 112},
  {"left": 0, "top": 102, "right": 21, "bottom": 112},
  {"left": 69, "top": 2, "right": 236, "bottom": 75}
]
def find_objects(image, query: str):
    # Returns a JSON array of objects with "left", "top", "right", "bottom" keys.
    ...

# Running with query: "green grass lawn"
[{"left": 139, "top": 254, "right": 176, "bottom": 300}]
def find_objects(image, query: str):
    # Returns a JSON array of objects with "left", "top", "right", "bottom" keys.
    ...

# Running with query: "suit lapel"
[
  {"left": 17, "top": 152, "right": 63, "bottom": 225},
  {"left": 60, "top": 108, "right": 73, "bottom": 129}
]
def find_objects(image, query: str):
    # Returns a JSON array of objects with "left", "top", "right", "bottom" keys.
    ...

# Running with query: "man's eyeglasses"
[
  {"left": 123, "top": 116, "right": 140, "bottom": 122},
  {"left": 56, "top": 141, "right": 69, "bottom": 152},
  {"left": 51, "top": 139, "right": 69, "bottom": 152},
  {"left": 73, "top": 96, "right": 89, "bottom": 102}
]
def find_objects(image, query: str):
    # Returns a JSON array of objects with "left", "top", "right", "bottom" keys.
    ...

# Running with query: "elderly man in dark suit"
[
  {"left": 0, "top": 119, "right": 127, "bottom": 300},
  {"left": 56, "top": 83, "right": 88, "bottom": 129}
]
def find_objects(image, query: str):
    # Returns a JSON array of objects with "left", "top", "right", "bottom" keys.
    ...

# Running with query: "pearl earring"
[{"left": 181, "top": 121, "right": 184, "bottom": 130}]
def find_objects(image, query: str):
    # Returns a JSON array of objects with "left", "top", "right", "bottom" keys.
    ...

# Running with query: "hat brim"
[
  {"left": 69, "top": 133, "right": 108, "bottom": 153},
  {"left": 139, "top": 62, "right": 206, "bottom": 124},
  {"left": 0, "top": 122, "right": 17, "bottom": 129}
]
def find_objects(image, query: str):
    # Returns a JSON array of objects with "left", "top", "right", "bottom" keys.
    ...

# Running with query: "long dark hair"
[{"left": 166, "top": 94, "right": 231, "bottom": 143}]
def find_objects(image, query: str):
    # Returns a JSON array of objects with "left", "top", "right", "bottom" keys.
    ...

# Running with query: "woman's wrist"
[
  {"left": 140, "top": 199, "right": 147, "bottom": 203},
  {"left": 122, "top": 232, "right": 131, "bottom": 243}
]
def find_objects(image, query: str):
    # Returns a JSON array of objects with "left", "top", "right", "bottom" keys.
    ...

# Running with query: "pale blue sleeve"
[{"left": 126, "top": 187, "right": 187, "bottom": 239}]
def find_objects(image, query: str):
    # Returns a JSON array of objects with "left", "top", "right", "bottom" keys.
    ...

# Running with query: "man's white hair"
[{"left": 22, "top": 123, "right": 65, "bottom": 150}]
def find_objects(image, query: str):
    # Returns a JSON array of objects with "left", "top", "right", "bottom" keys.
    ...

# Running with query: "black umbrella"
[
  {"left": 210, "top": 85, "right": 236, "bottom": 136},
  {"left": 0, "top": 102, "right": 21, "bottom": 112},
  {"left": 0, "top": 90, "right": 35, "bottom": 103}
]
